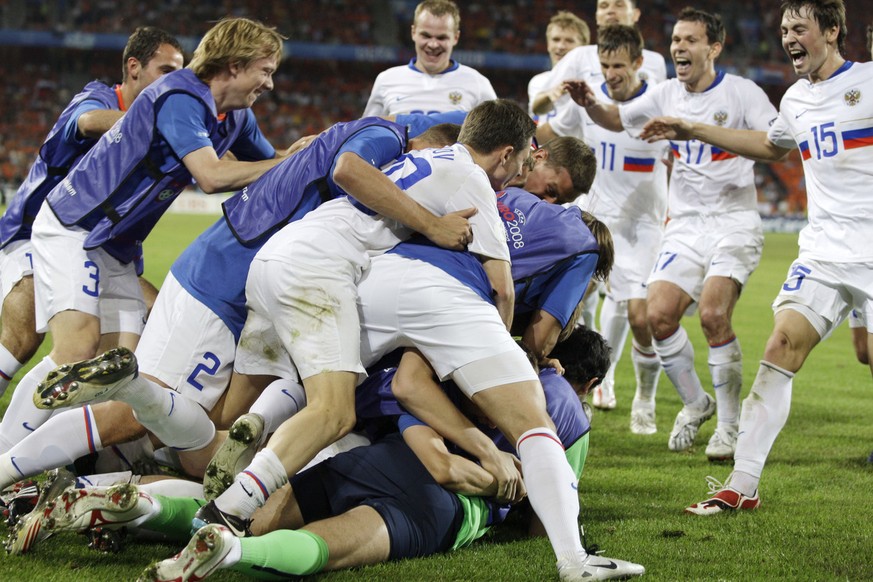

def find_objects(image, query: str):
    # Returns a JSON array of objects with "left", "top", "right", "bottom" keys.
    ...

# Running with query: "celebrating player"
[{"left": 641, "top": 0, "right": 872, "bottom": 512}]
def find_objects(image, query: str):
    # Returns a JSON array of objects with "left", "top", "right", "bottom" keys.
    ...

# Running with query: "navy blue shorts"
[{"left": 291, "top": 432, "right": 463, "bottom": 560}]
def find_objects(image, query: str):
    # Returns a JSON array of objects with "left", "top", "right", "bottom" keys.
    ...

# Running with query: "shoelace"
[
  {"left": 580, "top": 524, "right": 602, "bottom": 556},
  {"left": 703, "top": 475, "right": 725, "bottom": 496}
]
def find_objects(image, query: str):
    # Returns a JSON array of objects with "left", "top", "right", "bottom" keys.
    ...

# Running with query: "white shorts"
[
  {"left": 31, "top": 206, "right": 146, "bottom": 334},
  {"left": 772, "top": 257, "right": 873, "bottom": 339},
  {"left": 0, "top": 239, "right": 34, "bottom": 303},
  {"left": 357, "top": 253, "right": 537, "bottom": 389},
  {"left": 135, "top": 272, "right": 236, "bottom": 411},
  {"left": 647, "top": 210, "right": 763, "bottom": 302},
  {"left": 848, "top": 309, "right": 866, "bottom": 329},
  {"left": 234, "top": 256, "right": 359, "bottom": 381},
  {"left": 601, "top": 217, "right": 663, "bottom": 302}
]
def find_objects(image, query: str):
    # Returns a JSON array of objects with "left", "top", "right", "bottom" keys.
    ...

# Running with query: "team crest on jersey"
[
  {"left": 448, "top": 91, "right": 462, "bottom": 105},
  {"left": 844, "top": 89, "right": 861, "bottom": 107},
  {"left": 713, "top": 111, "right": 728, "bottom": 126}
]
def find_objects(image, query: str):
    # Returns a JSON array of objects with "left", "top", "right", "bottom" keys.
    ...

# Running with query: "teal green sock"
[
  {"left": 231, "top": 529, "right": 329, "bottom": 580},
  {"left": 144, "top": 496, "right": 206, "bottom": 539}
]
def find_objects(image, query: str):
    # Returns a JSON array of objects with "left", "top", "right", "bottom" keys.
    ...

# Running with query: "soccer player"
[
  {"left": 362, "top": 0, "right": 497, "bottom": 116},
  {"left": 564, "top": 8, "right": 778, "bottom": 459},
  {"left": 640, "top": 0, "right": 873, "bottom": 512},
  {"left": 540, "top": 0, "right": 667, "bottom": 358},
  {"left": 4, "top": 18, "right": 290, "bottom": 450},
  {"left": 528, "top": 11, "right": 590, "bottom": 123},
  {"left": 537, "top": 25, "right": 669, "bottom": 433},
  {"left": 0, "top": 27, "right": 184, "bottom": 451}
]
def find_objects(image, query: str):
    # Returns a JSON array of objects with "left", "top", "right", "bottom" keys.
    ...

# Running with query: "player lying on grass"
[{"left": 20, "top": 330, "right": 642, "bottom": 582}]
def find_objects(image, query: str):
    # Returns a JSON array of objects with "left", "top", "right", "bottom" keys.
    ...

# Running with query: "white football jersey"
[
  {"left": 620, "top": 72, "right": 778, "bottom": 218},
  {"left": 257, "top": 144, "right": 509, "bottom": 269},
  {"left": 363, "top": 60, "right": 497, "bottom": 117},
  {"left": 547, "top": 44, "right": 667, "bottom": 120},
  {"left": 555, "top": 81, "right": 669, "bottom": 225},
  {"left": 768, "top": 61, "right": 873, "bottom": 263}
]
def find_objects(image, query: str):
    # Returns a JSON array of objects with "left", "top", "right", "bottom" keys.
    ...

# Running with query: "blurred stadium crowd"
[{"left": 0, "top": 0, "right": 867, "bottom": 214}]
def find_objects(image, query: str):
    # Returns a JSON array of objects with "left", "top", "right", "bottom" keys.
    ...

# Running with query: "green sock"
[
  {"left": 231, "top": 529, "right": 329, "bottom": 580},
  {"left": 144, "top": 496, "right": 206, "bottom": 539}
]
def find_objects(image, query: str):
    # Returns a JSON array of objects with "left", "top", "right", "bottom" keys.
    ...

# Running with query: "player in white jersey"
[
  {"left": 564, "top": 8, "right": 778, "bottom": 459},
  {"left": 193, "top": 100, "right": 535, "bottom": 540},
  {"left": 527, "top": 11, "right": 590, "bottom": 124},
  {"left": 363, "top": 1, "right": 496, "bottom": 116},
  {"left": 538, "top": 25, "right": 669, "bottom": 433},
  {"left": 641, "top": 0, "right": 873, "bottom": 512},
  {"left": 537, "top": 0, "right": 667, "bottom": 380}
]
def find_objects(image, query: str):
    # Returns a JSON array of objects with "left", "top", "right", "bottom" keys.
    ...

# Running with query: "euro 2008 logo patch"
[
  {"left": 844, "top": 89, "right": 861, "bottom": 107},
  {"left": 713, "top": 111, "right": 728, "bottom": 126},
  {"left": 449, "top": 91, "right": 462, "bottom": 105}
]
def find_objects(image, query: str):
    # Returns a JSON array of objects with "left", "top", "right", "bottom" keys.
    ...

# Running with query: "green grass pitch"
[{"left": 0, "top": 213, "right": 871, "bottom": 581}]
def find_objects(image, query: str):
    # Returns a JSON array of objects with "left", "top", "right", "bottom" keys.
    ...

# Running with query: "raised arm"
[
  {"left": 564, "top": 80, "right": 624, "bottom": 132},
  {"left": 641, "top": 117, "right": 792, "bottom": 162},
  {"left": 332, "top": 152, "right": 474, "bottom": 251}
]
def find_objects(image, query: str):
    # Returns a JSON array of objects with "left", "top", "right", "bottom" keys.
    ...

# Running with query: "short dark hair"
[
  {"left": 459, "top": 99, "right": 536, "bottom": 156},
  {"left": 122, "top": 27, "right": 183, "bottom": 82},
  {"left": 539, "top": 136, "right": 597, "bottom": 198},
  {"left": 780, "top": 0, "right": 847, "bottom": 55},
  {"left": 597, "top": 24, "right": 645, "bottom": 62},
  {"left": 549, "top": 326, "right": 611, "bottom": 391},
  {"left": 416, "top": 123, "right": 461, "bottom": 147},
  {"left": 677, "top": 7, "right": 725, "bottom": 45}
]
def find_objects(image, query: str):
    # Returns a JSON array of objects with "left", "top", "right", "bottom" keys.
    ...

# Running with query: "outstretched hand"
[
  {"left": 563, "top": 80, "right": 596, "bottom": 107},
  {"left": 640, "top": 116, "right": 694, "bottom": 142},
  {"left": 425, "top": 207, "right": 478, "bottom": 251}
]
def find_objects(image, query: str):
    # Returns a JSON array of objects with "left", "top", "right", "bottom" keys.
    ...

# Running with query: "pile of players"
[{"left": 0, "top": 0, "right": 871, "bottom": 580}]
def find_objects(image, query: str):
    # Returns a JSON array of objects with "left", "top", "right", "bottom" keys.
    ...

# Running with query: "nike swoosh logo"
[
  {"left": 596, "top": 560, "right": 619, "bottom": 570},
  {"left": 240, "top": 482, "right": 254, "bottom": 497},
  {"left": 713, "top": 382, "right": 729, "bottom": 389},
  {"left": 394, "top": 95, "right": 408, "bottom": 102},
  {"left": 795, "top": 110, "right": 808, "bottom": 119},
  {"left": 22, "top": 422, "right": 36, "bottom": 432}
]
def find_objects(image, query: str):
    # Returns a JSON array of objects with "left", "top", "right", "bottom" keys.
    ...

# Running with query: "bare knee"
[{"left": 699, "top": 304, "right": 732, "bottom": 343}]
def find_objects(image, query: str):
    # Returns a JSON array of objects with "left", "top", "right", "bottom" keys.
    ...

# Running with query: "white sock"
[
  {"left": 0, "top": 343, "right": 24, "bottom": 397},
  {"left": 0, "top": 356, "right": 57, "bottom": 452},
  {"left": 598, "top": 297, "right": 630, "bottom": 392},
  {"left": 0, "top": 405, "right": 103, "bottom": 488},
  {"left": 579, "top": 289, "right": 600, "bottom": 332},
  {"left": 708, "top": 338, "right": 742, "bottom": 428},
  {"left": 516, "top": 428, "right": 582, "bottom": 560},
  {"left": 249, "top": 378, "right": 306, "bottom": 442},
  {"left": 732, "top": 360, "right": 794, "bottom": 493},
  {"left": 631, "top": 339, "right": 661, "bottom": 402},
  {"left": 214, "top": 448, "right": 288, "bottom": 519},
  {"left": 653, "top": 327, "right": 706, "bottom": 406},
  {"left": 115, "top": 376, "right": 215, "bottom": 451}
]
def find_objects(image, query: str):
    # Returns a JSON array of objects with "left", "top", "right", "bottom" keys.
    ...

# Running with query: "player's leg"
[
  {"left": 647, "top": 279, "right": 715, "bottom": 452},
  {"left": 0, "top": 400, "right": 146, "bottom": 490},
  {"left": 698, "top": 275, "right": 743, "bottom": 460},
  {"left": 628, "top": 297, "right": 660, "bottom": 434},
  {"left": 594, "top": 295, "right": 627, "bottom": 410},
  {"left": 687, "top": 257, "right": 852, "bottom": 514},
  {"left": 0, "top": 270, "right": 44, "bottom": 396}
]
